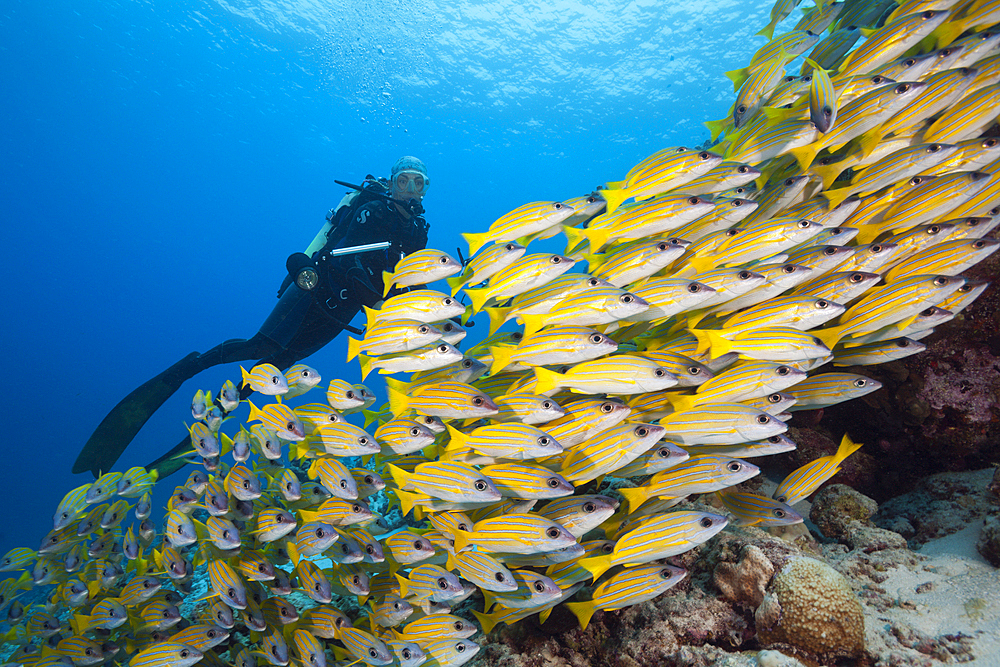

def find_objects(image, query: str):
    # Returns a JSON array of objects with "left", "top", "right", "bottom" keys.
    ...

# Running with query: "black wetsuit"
[{"left": 73, "top": 196, "right": 428, "bottom": 477}]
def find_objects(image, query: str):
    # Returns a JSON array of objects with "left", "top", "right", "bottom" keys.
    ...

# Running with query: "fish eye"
[
  {"left": 369, "top": 649, "right": 378, "bottom": 658},
  {"left": 781, "top": 264, "right": 795, "bottom": 274},
  {"left": 768, "top": 394, "right": 782, "bottom": 403},
  {"left": 797, "top": 219, "right": 811, "bottom": 229},
  {"left": 922, "top": 9, "right": 935, "bottom": 17},
  {"left": 823, "top": 246, "right": 837, "bottom": 255},
  {"left": 456, "top": 643, "right": 466, "bottom": 653},
  {"left": 737, "top": 165, "right": 749, "bottom": 173},
  {"left": 588, "top": 278, "right": 601, "bottom": 286},
  {"left": 813, "top": 337, "right": 823, "bottom": 345},
  {"left": 438, "top": 344, "right": 449, "bottom": 353},
  {"left": 474, "top": 480, "right": 488, "bottom": 491},
  {"left": 897, "top": 339, "right": 910, "bottom": 347},
  {"left": 687, "top": 282, "right": 701, "bottom": 293},
  {"left": 635, "top": 426, "right": 649, "bottom": 437},
  {"left": 927, "top": 144, "right": 942, "bottom": 153},
  {"left": 698, "top": 151, "right": 710, "bottom": 159},
  {"left": 621, "top": 294, "right": 634, "bottom": 303},
  {"left": 532, "top": 580, "right": 545, "bottom": 593},
  {"left": 346, "top": 391, "right": 356, "bottom": 399},
  {"left": 444, "top": 298, "right": 454, "bottom": 305},
  {"left": 688, "top": 196, "right": 700, "bottom": 205},
  {"left": 816, "top": 300, "right": 829, "bottom": 309},
  {"left": 601, "top": 403, "right": 614, "bottom": 413},
  {"left": 726, "top": 461, "right": 743, "bottom": 473},
  {"left": 700, "top": 517, "right": 714, "bottom": 528},
  {"left": 933, "top": 276, "right": 948, "bottom": 286},
  {"left": 784, "top": 178, "right": 795, "bottom": 187},
  {"left": 366, "top": 545, "right": 374, "bottom": 555},
  {"left": 756, "top": 415, "right": 770, "bottom": 424},
  {"left": 654, "top": 369, "right": 666, "bottom": 377},
  {"left": 505, "top": 243, "right": 515, "bottom": 250},
  {"left": 462, "top": 359, "right": 473, "bottom": 368},
  {"left": 974, "top": 240, "right": 987, "bottom": 249},
  {"left": 688, "top": 366, "right": 701, "bottom": 375},
  {"left": 413, "top": 540, "right": 424, "bottom": 549},
  {"left": 341, "top": 544, "right": 349, "bottom": 553},
  {"left": 435, "top": 577, "right": 449, "bottom": 589},
  {"left": 773, "top": 508, "right": 787, "bottom": 519},
  {"left": 554, "top": 202, "right": 563, "bottom": 209},
  {"left": 339, "top": 479, "right": 349, "bottom": 489},
  {"left": 550, "top": 256, "right": 561, "bottom": 263},
  {"left": 409, "top": 427, "right": 420, "bottom": 436},
  {"left": 227, "top": 587, "right": 236, "bottom": 597},
  {"left": 538, "top": 436, "right": 551, "bottom": 446},
  {"left": 472, "top": 396, "right": 485, "bottom": 406},
  {"left": 732, "top": 199, "right": 743, "bottom": 207},
  {"left": 418, "top": 325, "right": 429, "bottom": 334},
  {"left": 736, "top": 105, "right": 747, "bottom": 113},
  {"left": 985, "top": 139, "right": 998, "bottom": 148},
  {"left": 657, "top": 241, "right": 669, "bottom": 251},
  {"left": 351, "top": 504, "right": 362, "bottom": 513},
  {"left": 895, "top": 83, "right": 911, "bottom": 94},
  {"left": 738, "top": 271, "right": 752, "bottom": 280},
  {"left": 546, "top": 527, "right": 560, "bottom": 539},
  {"left": 403, "top": 649, "right": 412, "bottom": 659},
  {"left": 365, "top": 475, "right": 374, "bottom": 484},
  {"left": 850, "top": 272, "right": 864, "bottom": 283},
  {"left": 871, "top": 244, "right": 883, "bottom": 253},
  {"left": 853, "top": 379, "right": 867, "bottom": 387},
  {"left": 547, "top": 477, "right": 560, "bottom": 488}
]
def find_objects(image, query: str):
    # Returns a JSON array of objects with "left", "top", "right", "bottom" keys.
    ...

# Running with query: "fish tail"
[
  {"left": 488, "top": 345, "right": 516, "bottom": 375},
  {"left": 471, "top": 609, "right": 500, "bottom": 635},
  {"left": 363, "top": 305, "right": 380, "bottom": 330},
  {"left": 484, "top": 307, "right": 512, "bottom": 336},
  {"left": 597, "top": 188, "right": 629, "bottom": 217},
  {"left": 240, "top": 365, "right": 252, "bottom": 389},
  {"left": 462, "top": 232, "right": 490, "bottom": 257},
  {"left": 617, "top": 486, "right": 648, "bottom": 514},
  {"left": 286, "top": 540, "right": 301, "bottom": 568},
  {"left": 520, "top": 313, "right": 546, "bottom": 337},
  {"left": 464, "top": 286, "right": 491, "bottom": 314},
  {"left": 761, "top": 106, "right": 797, "bottom": 124},
  {"left": 394, "top": 573, "right": 410, "bottom": 599},
  {"left": 381, "top": 271, "right": 395, "bottom": 297},
  {"left": 446, "top": 270, "right": 470, "bottom": 297},
  {"left": 358, "top": 354, "right": 373, "bottom": 381},
  {"left": 822, "top": 186, "right": 853, "bottom": 209},
  {"left": 346, "top": 336, "right": 362, "bottom": 362},
  {"left": 297, "top": 509, "right": 320, "bottom": 523},
  {"left": 690, "top": 328, "right": 733, "bottom": 359},
  {"left": 812, "top": 325, "right": 845, "bottom": 351},
  {"left": 445, "top": 551, "right": 457, "bottom": 572},
  {"left": 933, "top": 18, "right": 968, "bottom": 49},
  {"left": 855, "top": 127, "right": 884, "bottom": 160},
  {"left": 788, "top": 142, "right": 820, "bottom": 172},
  {"left": 452, "top": 529, "right": 471, "bottom": 553},
  {"left": 246, "top": 400, "right": 263, "bottom": 425},
  {"left": 577, "top": 554, "right": 612, "bottom": 582},
  {"left": 834, "top": 433, "right": 863, "bottom": 465},
  {"left": 562, "top": 224, "right": 590, "bottom": 256},
  {"left": 386, "top": 464, "right": 412, "bottom": 491},
  {"left": 385, "top": 379, "right": 409, "bottom": 417},
  {"left": 362, "top": 407, "right": 385, "bottom": 428},
  {"left": 724, "top": 66, "right": 750, "bottom": 92},
  {"left": 564, "top": 601, "right": 598, "bottom": 631},
  {"left": 293, "top": 439, "right": 312, "bottom": 461},
  {"left": 756, "top": 21, "right": 776, "bottom": 41},
  {"left": 814, "top": 163, "right": 848, "bottom": 191},
  {"left": 704, "top": 116, "right": 731, "bottom": 142},
  {"left": 444, "top": 424, "right": 469, "bottom": 457},
  {"left": 71, "top": 614, "right": 91, "bottom": 635},
  {"left": 533, "top": 367, "right": 564, "bottom": 395}
]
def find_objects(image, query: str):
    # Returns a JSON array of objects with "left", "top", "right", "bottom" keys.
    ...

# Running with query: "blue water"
[{"left": 1, "top": 0, "right": 776, "bottom": 556}]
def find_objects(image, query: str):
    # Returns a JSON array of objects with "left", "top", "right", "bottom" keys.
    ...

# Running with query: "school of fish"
[{"left": 2, "top": 0, "right": 999, "bottom": 664}]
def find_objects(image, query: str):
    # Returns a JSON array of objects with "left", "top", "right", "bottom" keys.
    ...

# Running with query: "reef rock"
[
  {"left": 755, "top": 556, "right": 865, "bottom": 663},
  {"left": 713, "top": 544, "right": 774, "bottom": 608},
  {"left": 810, "top": 484, "right": 907, "bottom": 553}
]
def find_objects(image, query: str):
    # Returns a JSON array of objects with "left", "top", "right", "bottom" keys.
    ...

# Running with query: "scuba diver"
[{"left": 73, "top": 156, "right": 431, "bottom": 478}]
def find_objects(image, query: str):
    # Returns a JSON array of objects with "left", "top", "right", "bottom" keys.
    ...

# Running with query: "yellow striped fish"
[{"left": 774, "top": 434, "right": 863, "bottom": 504}]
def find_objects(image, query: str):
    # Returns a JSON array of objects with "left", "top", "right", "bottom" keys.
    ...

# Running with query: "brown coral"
[
  {"left": 713, "top": 544, "right": 774, "bottom": 608},
  {"left": 755, "top": 556, "right": 865, "bottom": 662}
]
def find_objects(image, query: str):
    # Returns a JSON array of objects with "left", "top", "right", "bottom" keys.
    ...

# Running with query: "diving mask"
[{"left": 394, "top": 170, "right": 429, "bottom": 196}]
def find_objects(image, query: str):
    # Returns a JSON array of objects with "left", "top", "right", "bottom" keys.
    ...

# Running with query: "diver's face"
[{"left": 392, "top": 171, "right": 427, "bottom": 200}]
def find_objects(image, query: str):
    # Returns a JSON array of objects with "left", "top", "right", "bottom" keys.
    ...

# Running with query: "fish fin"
[
  {"left": 665, "top": 392, "right": 697, "bottom": 414},
  {"left": 488, "top": 345, "right": 516, "bottom": 376},
  {"left": 761, "top": 106, "right": 797, "bottom": 123},
  {"left": 464, "top": 286, "right": 491, "bottom": 315},
  {"left": 834, "top": 433, "right": 863, "bottom": 465},
  {"left": 564, "top": 601, "right": 598, "bottom": 631},
  {"left": 576, "top": 555, "right": 612, "bottom": 582},
  {"left": 813, "top": 161, "right": 848, "bottom": 191},
  {"left": 855, "top": 126, "right": 884, "bottom": 160},
  {"left": 452, "top": 529, "right": 471, "bottom": 554},
  {"left": 532, "top": 367, "right": 564, "bottom": 395},
  {"left": 240, "top": 365, "right": 252, "bottom": 389},
  {"left": 788, "top": 142, "right": 820, "bottom": 172},
  {"left": 822, "top": 186, "right": 853, "bottom": 209},
  {"left": 381, "top": 271, "right": 394, "bottom": 297},
  {"left": 393, "top": 573, "right": 410, "bottom": 599},
  {"left": 471, "top": 609, "right": 499, "bottom": 635},
  {"left": 812, "top": 324, "right": 845, "bottom": 351},
  {"left": 756, "top": 21, "right": 776, "bottom": 41},
  {"left": 690, "top": 328, "right": 733, "bottom": 358},
  {"left": 393, "top": 489, "right": 419, "bottom": 518},
  {"left": 463, "top": 232, "right": 490, "bottom": 257},
  {"left": 446, "top": 269, "right": 471, "bottom": 297},
  {"left": 297, "top": 509, "right": 320, "bottom": 523},
  {"left": 933, "top": 18, "right": 968, "bottom": 49},
  {"left": 704, "top": 116, "right": 732, "bottom": 142},
  {"left": 346, "top": 336, "right": 362, "bottom": 363},
  {"left": 724, "top": 66, "right": 750, "bottom": 92},
  {"left": 484, "top": 307, "right": 513, "bottom": 336},
  {"left": 443, "top": 424, "right": 469, "bottom": 459},
  {"left": 482, "top": 589, "right": 496, "bottom": 612},
  {"left": 287, "top": 540, "right": 301, "bottom": 568},
  {"left": 357, "top": 354, "right": 373, "bottom": 381},
  {"left": 539, "top": 606, "right": 554, "bottom": 624},
  {"left": 363, "top": 305, "right": 380, "bottom": 330},
  {"left": 385, "top": 380, "right": 409, "bottom": 418},
  {"left": 520, "top": 313, "right": 546, "bottom": 337},
  {"left": 385, "top": 463, "right": 412, "bottom": 489},
  {"left": 617, "top": 486, "right": 648, "bottom": 514},
  {"left": 562, "top": 225, "right": 590, "bottom": 256},
  {"left": 71, "top": 614, "right": 90, "bottom": 636},
  {"left": 597, "top": 188, "right": 629, "bottom": 217},
  {"left": 445, "top": 551, "right": 457, "bottom": 572}
]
